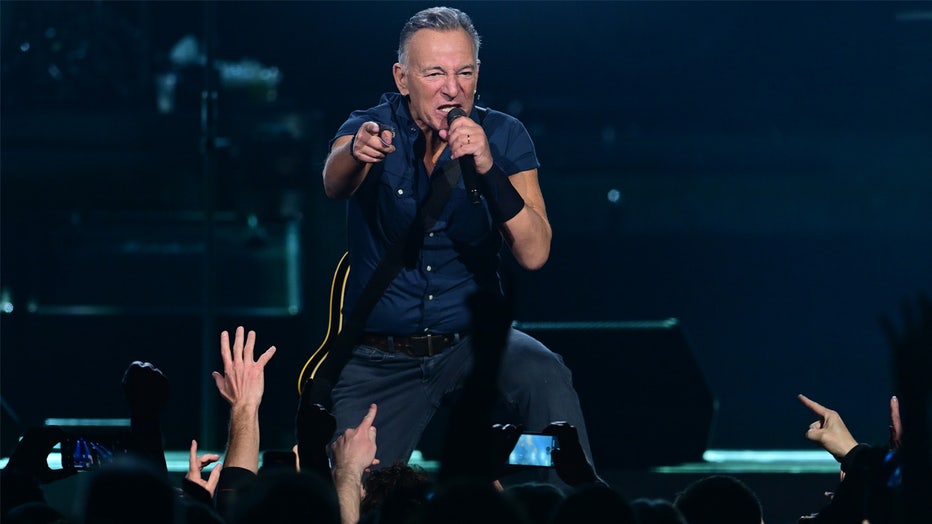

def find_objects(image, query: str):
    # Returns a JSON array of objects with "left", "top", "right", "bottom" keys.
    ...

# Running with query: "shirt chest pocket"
[{"left": 376, "top": 169, "right": 418, "bottom": 244}]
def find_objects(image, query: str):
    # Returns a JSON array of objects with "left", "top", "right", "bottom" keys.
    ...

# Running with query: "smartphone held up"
[
  {"left": 60, "top": 428, "right": 131, "bottom": 471},
  {"left": 507, "top": 432, "right": 559, "bottom": 468}
]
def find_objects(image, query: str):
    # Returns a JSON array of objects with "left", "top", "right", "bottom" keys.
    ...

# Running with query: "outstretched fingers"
[
  {"left": 219, "top": 330, "right": 234, "bottom": 372},
  {"left": 242, "top": 327, "right": 256, "bottom": 362},
  {"left": 255, "top": 344, "right": 277, "bottom": 369},
  {"left": 212, "top": 327, "right": 276, "bottom": 406}
]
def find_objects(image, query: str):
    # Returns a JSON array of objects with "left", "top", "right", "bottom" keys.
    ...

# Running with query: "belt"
[{"left": 360, "top": 332, "right": 467, "bottom": 357}]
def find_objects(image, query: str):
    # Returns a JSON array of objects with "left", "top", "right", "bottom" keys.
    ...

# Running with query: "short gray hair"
[{"left": 397, "top": 6, "right": 481, "bottom": 66}]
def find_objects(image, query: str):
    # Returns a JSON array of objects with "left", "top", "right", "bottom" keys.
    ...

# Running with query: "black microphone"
[{"left": 447, "top": 107, "right": 481, "bottom": 205}]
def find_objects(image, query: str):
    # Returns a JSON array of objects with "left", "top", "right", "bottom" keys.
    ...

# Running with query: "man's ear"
[{"left": 393, "top": 63, "right": 408, "bottom": 96}]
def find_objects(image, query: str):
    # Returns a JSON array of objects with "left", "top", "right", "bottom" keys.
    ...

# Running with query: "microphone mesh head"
[{"left": 447, "top": 107, "right": 467, "bottom": 125}]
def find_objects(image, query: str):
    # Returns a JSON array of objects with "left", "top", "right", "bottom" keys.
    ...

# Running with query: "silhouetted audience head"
[
  {"left": 502, "top": 481, "right": 566, "bottom": 524},
  {"left": 674, "top": 475, "right": 763, "bottom": 524},
  {"left": 179, "top": 496, "right": 225, "bottom": 524},
  {"left": 417, "top": 478, "right": 529, "bottom": 524},
  {"left": 228, "top": 469, "right": 339, "bottom": 524},
  {"left": 550, "top": 482, "right": 636, "bottom": 524},
  {"left": 74, "top": 455, "right": 176, "bottom": 524},
  {"left": 361, "top": 463, "right": 433, "bottom": 524},
  {"left": 632, "top": 497, "right": 687, "bottom": 524}
]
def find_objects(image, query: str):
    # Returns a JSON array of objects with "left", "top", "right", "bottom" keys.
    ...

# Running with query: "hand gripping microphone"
[{"left": 447, "top": 107, "right": 481, "bottom": 205}]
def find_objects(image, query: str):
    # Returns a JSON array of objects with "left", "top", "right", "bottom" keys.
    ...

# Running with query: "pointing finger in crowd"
[
  {"left": 357, "top": 403, "right": 378, "bottom": 435},
  {"left": 798, "top": 394, "right": 828, "bottom": 420}
]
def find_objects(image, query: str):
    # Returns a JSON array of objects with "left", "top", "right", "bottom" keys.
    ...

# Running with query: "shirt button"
[
  {"left": 397, "top": 188, "right": 404, "bottom": 196},
  {"left": 428, "top": 232, "right": 434, "bottom": 237},
  {"left": 423, "top": 327, "right": 429, "bottom": 333},
  {"left": 426, "top": 265, "right": 432, "bottom": 272},
  {"left": 428, "top": 294, "right": 434, "bottom": 301}
]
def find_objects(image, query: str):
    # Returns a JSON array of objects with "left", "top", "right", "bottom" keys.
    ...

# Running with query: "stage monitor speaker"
[{"left": 515, "top": 318, "right": 716, "bottom": 470}]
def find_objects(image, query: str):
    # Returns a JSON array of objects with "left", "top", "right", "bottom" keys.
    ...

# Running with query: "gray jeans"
[{"left": 329, "top": 328, "right": 594, "bottom": 473}]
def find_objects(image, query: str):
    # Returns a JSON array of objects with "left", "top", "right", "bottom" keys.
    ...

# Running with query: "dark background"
[{"left": 2, "top": 1, "right": 930, "bottom": 461}]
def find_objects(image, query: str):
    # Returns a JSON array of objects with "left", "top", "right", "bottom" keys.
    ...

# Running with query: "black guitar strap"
[{"left": 306, "top": 108, "right": 487, "bottom": 408}]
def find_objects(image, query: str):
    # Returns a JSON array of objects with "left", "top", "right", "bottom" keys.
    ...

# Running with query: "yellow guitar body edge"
[{"left": 298, "top": 251, "right": 350, "bottom": 394}]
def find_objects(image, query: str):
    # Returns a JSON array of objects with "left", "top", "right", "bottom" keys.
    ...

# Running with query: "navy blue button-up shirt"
[{"left": 333, "top": 93, "right": 539, "bottom": 335}]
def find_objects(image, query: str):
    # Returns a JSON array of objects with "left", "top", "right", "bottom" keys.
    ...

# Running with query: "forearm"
[
  {"left": 500, "top": 205, "right": 552, "bottom": 270},
  {"left": 481, "top": 167, "right": 551, "bottom": 270},
  {"left": 129, "top": 416, "right": 168, "bottom": 473},
  {"left": 822, "top": 424, "right": 859, "bottom": 463},
  {"left": 332, "top": 468, "right": 363, "bottom": 524},
  {"left": 323, "top": 136, "right": 369, "bottom": 199},
  {"left": 223, "top": 404, "right": 261, "bottom": 473}
]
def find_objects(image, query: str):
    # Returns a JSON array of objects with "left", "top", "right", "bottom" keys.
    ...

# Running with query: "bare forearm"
[
  {"left": 501, "top": 205, "right": 552, "bottom": 270},
  {"left": 223, "top": 405, "right": 260, "bottom": 473},
  {"left": 825, "top": 435, "right": 860, "bottom": 463},
  {"left": 323, "top": 136, "right": 369, "bottom": 199},
  {"left": 333, "top": 468, "right": 362, "bottom": 524},
  {"left": 486, "top": 168, "right": 551, "bottom": 270}
]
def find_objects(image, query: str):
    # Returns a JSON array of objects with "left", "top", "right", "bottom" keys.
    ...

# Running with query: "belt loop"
[{"left": 427, "top": 334, "right": 435, "bottom": 356}]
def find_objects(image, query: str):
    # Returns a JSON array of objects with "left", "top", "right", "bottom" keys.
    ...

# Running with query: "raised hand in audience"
[
  {"left": 331, "top": 403, "right": 379, "bottom": 524},
  {"left": 489, "top": 422, "right": 523, "bottom": 481},
  {"left": 184, "top": 439, "right": 222, "bottom": 500},
  {"left": 796, "top": 393, "right": 906, "bottom": 523},
  {"left": 211, "top": 326, "right": 276, "bottom": 473},
  {"left": 122, "top": 360, "right": 170, "bottom": 472},
  {"left": 797, "top": 394, "right": 859, "bottom": 464},
  {"left": 3, "top": 425, "right": 76, "bottom": 484},
  {"left": 542, "top": 421, "right": 604, "bottom": 488},
  {"left": 122, "top": 361, "right": 170, "bottom": 422},
  {"left": 211, "top": 326, "right": 276, "bottom": 520}
]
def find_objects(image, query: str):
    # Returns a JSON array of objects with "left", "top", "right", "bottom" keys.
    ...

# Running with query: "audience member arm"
[{"left": 331, "top": 403, "right": 379, "bottom": 524}]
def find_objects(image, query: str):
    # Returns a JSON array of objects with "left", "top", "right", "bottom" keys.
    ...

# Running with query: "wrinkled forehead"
[{"left": 405, "top": 28, "right": 478, "bottom": 67}]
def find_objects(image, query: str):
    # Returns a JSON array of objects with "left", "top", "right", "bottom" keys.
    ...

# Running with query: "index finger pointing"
[
  {"left": 798, "top": 394, "right": 828, "bottom": 417},
  {"left": 355, "top": 403, "right": 378, "bottom": 431}
]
